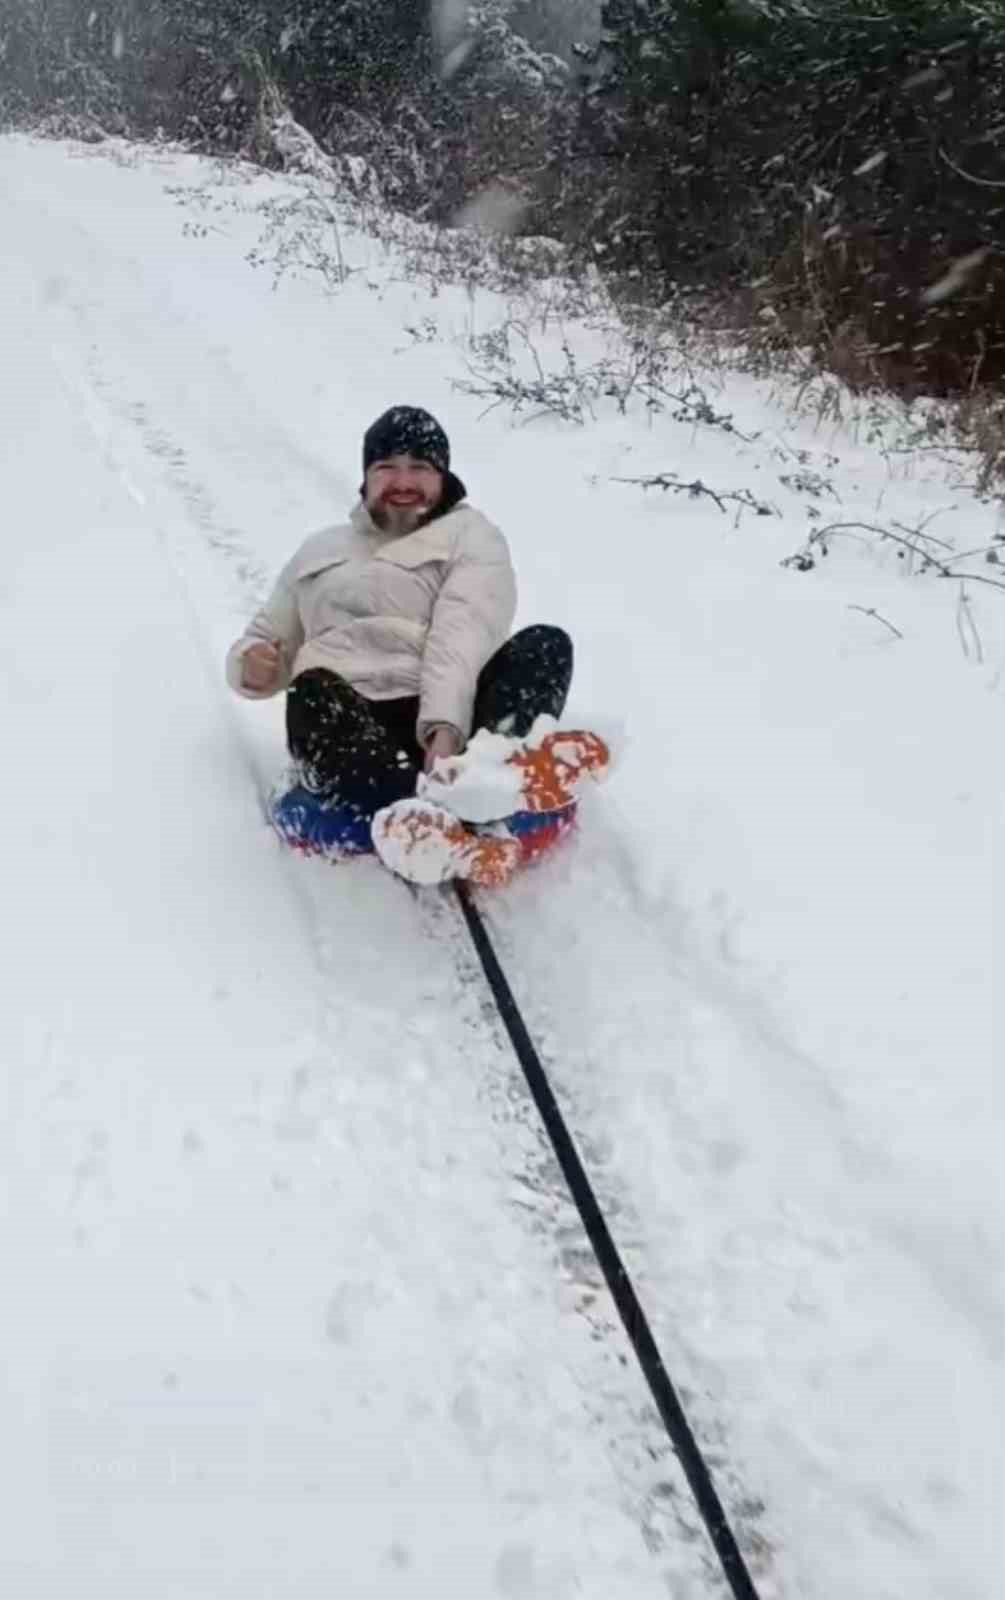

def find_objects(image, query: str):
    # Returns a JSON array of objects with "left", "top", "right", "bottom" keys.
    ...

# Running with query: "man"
[{"left": 226, "top": 406, "right": 576, "bottom": 846}]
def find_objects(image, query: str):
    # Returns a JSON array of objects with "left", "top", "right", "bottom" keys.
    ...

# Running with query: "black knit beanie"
[{"left": 361, "top": 406, "right": 467, "bottom": 515}]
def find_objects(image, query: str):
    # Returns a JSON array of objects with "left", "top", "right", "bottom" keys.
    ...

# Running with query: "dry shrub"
[{"left": 751, "top": 217, "right": 1004, "bottom": 399}]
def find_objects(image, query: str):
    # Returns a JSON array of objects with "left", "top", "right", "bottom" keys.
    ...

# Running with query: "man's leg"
[
  {"left": 286, "top": 669, "right": 421, "bottom": 817},
  {"left": 472, "top": 625, "right": 573, "bottom": 738}
]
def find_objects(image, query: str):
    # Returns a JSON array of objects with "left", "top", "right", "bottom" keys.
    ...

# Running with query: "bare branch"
[
  {"left": 847, "top": 605, "right": 904, "bottom": 640},
  {"left": 939, "top": 543, "right": 1005, "bottom": 568},
  {"left": 613, "top": 472, "right": 776, "bottom": 517},
  {"left": 783, "top": 517, "right": 1005, "bottom": 595},
  {"left": 956, "top": 588, "right": 985, "bottom": 663}
]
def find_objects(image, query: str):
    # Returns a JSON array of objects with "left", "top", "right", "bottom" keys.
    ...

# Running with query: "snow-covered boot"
[
  {"left": 372, "top": 799, "right": 522, "bottom": 888},
  {"left": 506, "top": 729, "right": 609, "bottom": 814}
]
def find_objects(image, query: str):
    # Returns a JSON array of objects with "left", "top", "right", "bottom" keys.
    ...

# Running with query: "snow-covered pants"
[{"left": 285, "top": 625, "right": 573, "bottom": 817}]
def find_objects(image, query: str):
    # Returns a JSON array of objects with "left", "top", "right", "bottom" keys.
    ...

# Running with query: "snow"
[
  {"left": 421, "top": 723, "right": 550, "bottom": 822},
  {"left": 1, "top": 133, "right": 1001, "bottom": 1598}
]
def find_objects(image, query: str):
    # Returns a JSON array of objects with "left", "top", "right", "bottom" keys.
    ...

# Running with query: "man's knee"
[{"left": 508, "top": 624, "right": 573, "bottom": 663}]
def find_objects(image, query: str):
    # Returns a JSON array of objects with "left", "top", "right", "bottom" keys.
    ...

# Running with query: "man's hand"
[
  {"left": 423, "top": 725, "right": 463, "bottom": 774},
  {"left": 241, "top": 640, "right": 282, "bottom": 692}
]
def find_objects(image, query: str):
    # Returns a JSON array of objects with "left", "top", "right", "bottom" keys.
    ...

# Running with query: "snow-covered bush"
[{"left": 5, "top": 0, "right": 1005, "bottom": 418}]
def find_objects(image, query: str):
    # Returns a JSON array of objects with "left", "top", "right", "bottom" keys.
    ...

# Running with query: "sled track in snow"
[
  {"left": 55, "top": 250, "right": 765, "bottom": 1594},
  {"left": 454, "top": 882, "right": 763, "bottom": 1600}
]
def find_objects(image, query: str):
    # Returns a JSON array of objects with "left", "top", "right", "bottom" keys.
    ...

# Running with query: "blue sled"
[
  {"left": 269, "top": 786, "right": 374, "bottom": 859},
  {"left": 269, "top": 784, "right": 578, "bottom": 868}
]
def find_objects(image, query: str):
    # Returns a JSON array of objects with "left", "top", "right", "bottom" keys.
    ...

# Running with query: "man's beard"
[{"left": 368, "top": 498, "right": 437, "bottom": 537}]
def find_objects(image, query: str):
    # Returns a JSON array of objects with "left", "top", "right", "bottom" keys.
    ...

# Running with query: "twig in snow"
[
  {"left": 665, "top": 386, "right": 760, "bottom": 443},
  {"left": 613, "top": 472, "right": 776, "bottom": 518},
  {"left": 892, "top": 504, "right": 956, "bottom": 546},
  {"left": 783, "top": 518, "right": 1005, "bottom": 592},
  {"left": 847, "top": 605, "right": 904, "bottom": 640},
  {"left": 939, "top": 542, "right": 1004, "bottom": 569},
  {"left": 956, "top": 587, "right": 985, "bottom": 663}
]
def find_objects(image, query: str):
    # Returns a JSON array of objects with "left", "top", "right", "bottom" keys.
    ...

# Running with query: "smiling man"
[{"left": 226, "top": 405, "right": 575, "bottom": 838}]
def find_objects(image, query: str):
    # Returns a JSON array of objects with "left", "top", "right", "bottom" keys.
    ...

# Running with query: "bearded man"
[{"left": 226, "top": 406, "right": 575, "bottom": 844}]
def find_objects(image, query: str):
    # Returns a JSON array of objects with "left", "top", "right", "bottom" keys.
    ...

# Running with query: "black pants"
[{"left": 286, "top": 625, "right": 573, "bottom": 818}]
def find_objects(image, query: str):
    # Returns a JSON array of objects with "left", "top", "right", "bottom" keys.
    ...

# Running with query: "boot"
[{"left": 372, "top": 799, "right": 522, "bottom": 888}]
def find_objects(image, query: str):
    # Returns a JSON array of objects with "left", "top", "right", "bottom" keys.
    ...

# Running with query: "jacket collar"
[
  {"left": 293, "top": 501, "right": 472, "bottom": 581},
  {"left": 346, "top": 502, "right": 457, "bottom": 564}
]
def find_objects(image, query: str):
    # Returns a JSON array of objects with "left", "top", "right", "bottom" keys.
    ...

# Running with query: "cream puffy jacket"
[{"left": 226, "top": 502, "right": 517, "bottom": 740}]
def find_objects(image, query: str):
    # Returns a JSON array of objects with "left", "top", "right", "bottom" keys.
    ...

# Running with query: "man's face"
[{"left": 365, "top": 454, "right": 444, "bottom": 535}]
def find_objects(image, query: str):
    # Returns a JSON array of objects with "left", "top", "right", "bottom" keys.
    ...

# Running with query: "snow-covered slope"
[{"left": 1, "top": 135, "right": 1000, "bottom": 1599}]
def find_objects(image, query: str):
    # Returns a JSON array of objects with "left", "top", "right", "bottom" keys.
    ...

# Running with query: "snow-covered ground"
[{"left": 1, "top": 135, "right": 1001, "bottom": 1599}]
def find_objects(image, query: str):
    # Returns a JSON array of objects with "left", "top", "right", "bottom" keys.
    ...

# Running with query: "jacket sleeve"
[
  {"left": 418, "top": 522, "right": 517, "bottom": 741},
  {"left": 225, "top": 560, "right": 305, "bottom": 700}
]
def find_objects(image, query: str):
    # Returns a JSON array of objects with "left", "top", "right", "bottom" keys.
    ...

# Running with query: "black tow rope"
[{"left": 453, "top": 881, "right": 763, "bottom": 1600}]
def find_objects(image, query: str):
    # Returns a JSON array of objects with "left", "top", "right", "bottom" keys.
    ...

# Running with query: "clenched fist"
[{"left": 241, "top": 640, "right": 282, "bottom": 692}]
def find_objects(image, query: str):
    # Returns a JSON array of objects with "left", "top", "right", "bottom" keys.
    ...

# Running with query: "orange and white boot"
[
  {"left": 422, "top": 726, "right": 610, "bottom": 825},
  {"left": 372, "top": 799, "right": 522, "bottom": 888},
  {"left": 506, "top": 729, "right": 610, "bottom": 814}
]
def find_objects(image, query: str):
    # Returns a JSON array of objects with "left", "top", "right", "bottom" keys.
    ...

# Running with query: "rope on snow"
[{"left": 453, "top": 879, "right": 763, "bottom": 1600}]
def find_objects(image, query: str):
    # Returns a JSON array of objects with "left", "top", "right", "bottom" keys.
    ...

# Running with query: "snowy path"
[
  {"left": 1, "top": 136, "right": 1001, "bottom": 1599},
  {"left": 1, "top": 142, "right": 723, "bottom": 1600}
]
